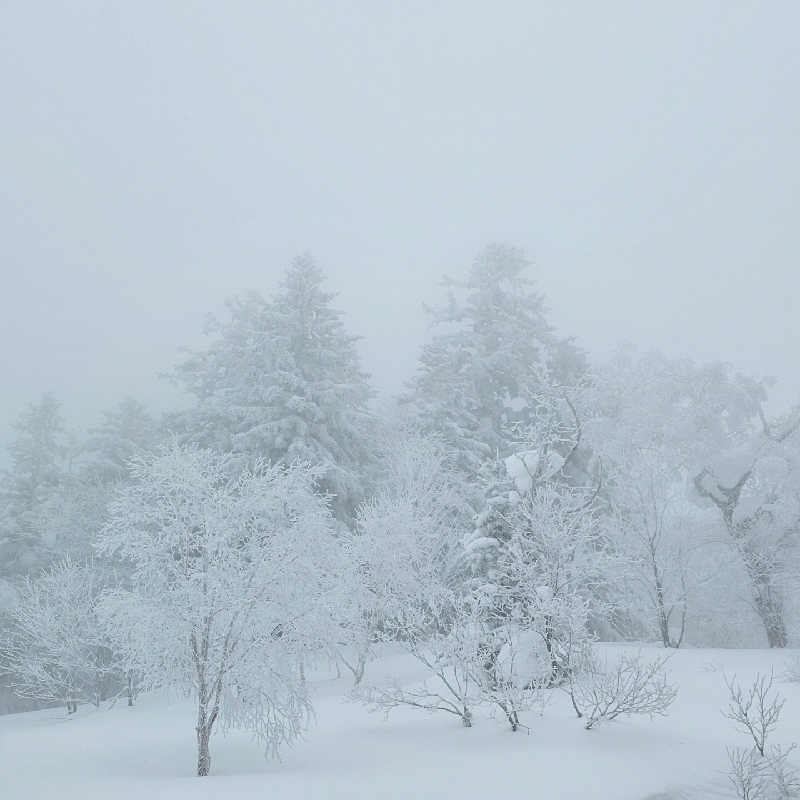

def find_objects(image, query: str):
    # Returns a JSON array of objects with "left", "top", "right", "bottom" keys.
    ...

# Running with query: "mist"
[
  {"left": 2, "top": 2, "right": 798, "bottom": 446},
  {"left": 2, "top": 4, "right": 800, "bottom": 797}
]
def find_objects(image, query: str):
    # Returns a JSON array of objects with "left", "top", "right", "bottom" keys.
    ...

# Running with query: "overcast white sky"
[{"left": 1, "top": 1, "right": 798, "bottom": 454}]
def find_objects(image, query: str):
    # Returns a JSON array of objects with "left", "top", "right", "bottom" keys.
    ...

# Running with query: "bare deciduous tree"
[
  {"left": 363, "top": 590, "right": 484, "bottom": 728},
  {"left": 723, "top": 671, "right": 785, "bottom": 757},
  {"left": 568, "top": 650, "right": 677, "bottom": 730},
  {"left": 724, "top": 671, "right": 798, "bottom": 800}
]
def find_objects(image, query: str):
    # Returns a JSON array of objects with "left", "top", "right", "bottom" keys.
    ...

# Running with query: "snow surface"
[{"left": 2, "top": 644, "right": 799, "bottom": 800}]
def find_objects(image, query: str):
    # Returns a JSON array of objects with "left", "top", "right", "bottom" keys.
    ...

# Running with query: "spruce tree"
[
  {"left": 0, "top": 394, "right": 68, "bottom": 579},
  {"left": 407, "top": 243, "right": 585, "bottom": 487},
  {"left": 172, "top": 254, "right": 375, "bottom": 521},
  {"left": 85, "top": 397, "right": 160, "bottom": 484}
]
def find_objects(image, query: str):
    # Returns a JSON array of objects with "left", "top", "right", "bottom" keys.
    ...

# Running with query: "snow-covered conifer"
[
  {"left": 406, "top": 244, "right": 585, "bottom": 485},
  {"left": 171, "top": 255, "right": 376, "bottom": 520},
  {"left": 0, "top": 395, "right": 70, "bottom": 581},
  {"left": 84, "top": 397, "right": 160, "bottom": 484}
]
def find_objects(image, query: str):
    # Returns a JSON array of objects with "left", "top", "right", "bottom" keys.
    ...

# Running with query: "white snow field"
[{"left": 2, "top": 644, "right": 799, "bottom": 800}]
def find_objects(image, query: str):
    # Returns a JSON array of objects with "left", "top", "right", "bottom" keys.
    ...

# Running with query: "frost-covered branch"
[
  {"left": 723, "top": 671, "right": 785, "bottom": 757},
  {"left": 96, "top": 443, "right": 346, "bottom": 776},
  {"left": 724, "top": 671, "right": 798, "bottom": 800},
  {"left": 569, "top": 651, "right": 677, "bottom": 730},
  {"left": 0, "top": 558, "right": 120, "bottom": 713}
]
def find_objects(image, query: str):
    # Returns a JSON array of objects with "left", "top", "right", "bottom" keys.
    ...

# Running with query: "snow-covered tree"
[
  {"left": 582, "top": 352, "right": 726, "bottom": 647},
  {"left": 406, "top": 243, "right": 585, "bottom": 487},
  {"left": 462, "top": 389, "right": 608, "bottom": 688},
  {"left": 488, "top": 482, "right": 606, "bottom": 685},
  {"left": 605, "top": 449, "right": 695, "bottom": 648},
  {"left": 354, "top": 427, "right": 564, "bottom": 731},
  {"left": 461, "top": 388, "right": 592, "bottom": 583},
  {"left": 473, "top": 604, "right": 550, "bottom": 732},
  {"left": 365, "top": 587, "right": 485, "bottom": 729},
  {"left": 80, "top": 396, "right": 164, "bottom": 611},
  {"left": 0, "top": 398, "right": 117, "bottom": 712},
  {"left": 568, "top": 650, "right": 677, "bottom": 730},
  {"left": 723, "top": 670, "right": 798, "bottom": 800},
  {"left": 343, "top": 428, "right": 469, "bottom": 684},
  {"left": 0, "top": 558, "right": 119, "bottom": 712},
  {"left": 694, "top": 404, "right": 800, "bottom": 648},
  {"left": 570, "top": 350, "right": 796, "bottom": 649},
  {"left": 351, "top": 429, "right": 487, "bottom": 722},
  {"left": 96, "top": 443, "right": 345, "bottom": 776},
  {"left": 84, "top": 397, "right": 160, "bottom": 484},
  {"left": 355, "top": 422, "right": 568, "bottom": 732},
  {"left": 170, "top": 254, "right": 376, "bottom": 521},
  {"left": 0, "top": 394, "right": 70, "bottom": 581},
  {"left": 0, "top": 395, "right": 119, "bottom": 595}
]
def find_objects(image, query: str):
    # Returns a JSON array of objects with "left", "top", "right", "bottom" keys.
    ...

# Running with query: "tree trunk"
[
  {"left": 649, "top": 540, "right": 684, "bottom": 649},
  {"left": 745, "top": 549, "right": 787, "bottom": 648},
  {"left": 197, "top": 723, "right": 211, "bottom": 777},
  {"left": 652, "top": 560, "right": 673, "bottom": 648},
  {"left": 753, "top": 582, "right": 787, "bottom": 648},
  {"left": 569, "top": 687, "right": 583, "bottom": 719},
  {"left": 693, "top": 467, "right": 790, "bottom": 650},
  {"left": 351, "top": 656, "right": 365, "bottom": 687},
  {"left": 542, "top": 620, "right": 561, "bottom": 686},
  {"left": 765, "top": 619, "right": 788, "bottom": 649},
  {"left": 196, "top": 698, "right": 215, "bottom": 776},
  {"left": 498, "top": 700, "right": 519, "bottom": 731},
  {"left": 195, "top": 699, "right": 211, "bottom": 777},
  {"left": 340, "top": 647, "right": 368, "bottom": 687},
  {"left": 656, "top": 595, "right": 671, "bottom": 648}
]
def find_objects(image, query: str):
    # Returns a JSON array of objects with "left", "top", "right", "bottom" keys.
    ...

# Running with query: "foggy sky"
[{"left": 2, "top": 2, "right": 799, "bottom": 454}]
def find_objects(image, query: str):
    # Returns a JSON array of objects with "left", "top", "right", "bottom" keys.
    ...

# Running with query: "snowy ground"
[{"left": 2, "top": 645, "right": 799, "bottom": 800}]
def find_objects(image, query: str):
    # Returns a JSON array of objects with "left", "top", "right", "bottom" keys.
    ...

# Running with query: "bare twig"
[
  {"left": 723, "top": 671, "right": 785, "bottom": 757},
  {"left": 569, "top": 651, "right": 676, "bottom": 730}
]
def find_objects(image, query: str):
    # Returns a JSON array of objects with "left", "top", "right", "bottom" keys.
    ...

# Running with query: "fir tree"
[
  {"left": 0, "top": 394, "right": 69, "bottom": 579},
  {"left": 171, "top": 254, "right": 375, "bottom": 520},
  {"left": 407, "top": 243, "right": 585, "bottom": 486},
  {"left": 85, "top": 397, "right": 160, "bottom": 484}
]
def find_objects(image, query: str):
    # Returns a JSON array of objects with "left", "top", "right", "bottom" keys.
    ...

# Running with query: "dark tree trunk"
[
  {"left": 197, "top": 725, "right": 211, "bottom": 777},
  {"left": 752, "top": 572, "right": 788, "bottom": 648},
  {"left": 340, "top": 646, "right": 368, "bottom": 687},
  {"left": 351, "top": 656, "right": 366, "bottom": 687},
  {"left": 740, "top": 540, "right": 788, "bottom": 648},
  {"left": 196, "top": 700, "right": 213, "bottom": 777},
  {"left": 498, "top": 700, "right": 519, "bottom": 731},
  {"left": 652, "top": 561, "right": 673, "bottom": 649},
  {"left": 542, "top": 618, "right": 562, "bottom": 686}
]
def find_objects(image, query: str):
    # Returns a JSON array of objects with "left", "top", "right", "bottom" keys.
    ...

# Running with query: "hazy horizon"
[{"left": 2, "top": 2, "right": 798, "bottom": 453}]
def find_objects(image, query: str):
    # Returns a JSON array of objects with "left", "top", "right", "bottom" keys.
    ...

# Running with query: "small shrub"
[{"left": 568, "top": 650, "right": 677, "bottom": 730}]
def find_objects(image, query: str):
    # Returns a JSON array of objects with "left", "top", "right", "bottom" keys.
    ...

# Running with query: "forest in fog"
[
  {"left": 3, "top": 1, "right": 799, "bottom": 796},
  {"left": 1, "top": 245, "right": 798, "bottom": 786}
]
